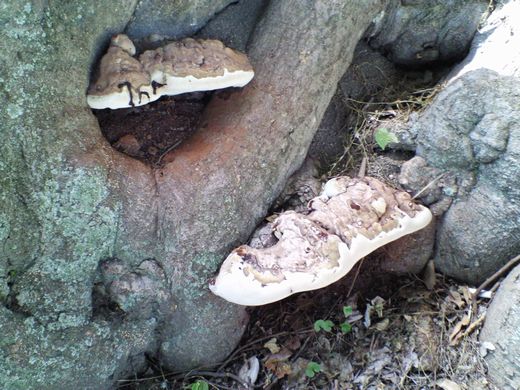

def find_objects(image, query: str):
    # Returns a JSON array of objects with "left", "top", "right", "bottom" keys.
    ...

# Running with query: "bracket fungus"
[
  {"left": 87, "top": 34, "right": 255, "bottom": 109},
  {"left": 209, "top": 176, "right": 433, "bottom": 306}
]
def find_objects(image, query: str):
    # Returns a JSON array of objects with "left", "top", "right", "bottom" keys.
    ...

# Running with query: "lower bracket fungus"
[
  {"left": 87, "top": 34, "right": 255, "bottom": 109},
  {"left": 209, "top": 176, "right": 433, "bottom": 306}
]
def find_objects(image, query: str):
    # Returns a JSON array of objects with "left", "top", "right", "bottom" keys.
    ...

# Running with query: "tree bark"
[{"left": 147, "top": 0, "right": 385, "bottom": 368}]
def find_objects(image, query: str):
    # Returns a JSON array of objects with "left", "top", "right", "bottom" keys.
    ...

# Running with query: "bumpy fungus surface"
[
  {"left": 87, "top": 34, "right": 255, "bottom": 109},
  {"left": 210, "top": 176, "right": 432, "bottom": 305}
]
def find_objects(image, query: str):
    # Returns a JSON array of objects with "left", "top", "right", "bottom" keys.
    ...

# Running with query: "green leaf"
[
  {"left": 313, "top": 319, "right": 334, "bottom": 332},
  {"left": 305, "top": 362, "right": 322, "bottom": 378},
  {"left": 191, "top": 380, "right": 209, "bottom": 390},
  {"left": 342, "top": 306, "right": 353, "bottom": 318},
  {"left": 374, "top": 127, "right": 398, "bottom": 150},
  {"left": 340, "top": 321, "right": 352, "bottom": 334}
]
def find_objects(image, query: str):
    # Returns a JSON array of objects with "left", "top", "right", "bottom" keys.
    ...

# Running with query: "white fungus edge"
[{"left": 209, "top": 205, "right": 432, "bottom": 306}]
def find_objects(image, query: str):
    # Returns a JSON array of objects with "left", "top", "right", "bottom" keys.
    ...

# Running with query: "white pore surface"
[
  {"left": 87, "top": 69, "right": 255, "bottom": 109},
  {"left": 152, "top": 69, "right": 255, "bottom": 96},
  {"left": 209, "top": 206, "right": 433, "bottom": 306},
  {"left": 86, "top": 89, "right": 161, "bottom": 109}
]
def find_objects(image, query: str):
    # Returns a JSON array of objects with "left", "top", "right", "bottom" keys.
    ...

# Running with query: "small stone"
[{"left": 113, "top": 134, "right": 141, "bottom": 156}]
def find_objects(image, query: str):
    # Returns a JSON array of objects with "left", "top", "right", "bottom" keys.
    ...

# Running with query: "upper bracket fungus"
[
  {"left": 87, "top": 34, "right": 255, "bottom": 109},
  {"left": 209, "top": 176, "right": 433, "bottom": 306}
]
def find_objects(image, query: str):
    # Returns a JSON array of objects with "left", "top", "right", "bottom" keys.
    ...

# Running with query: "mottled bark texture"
[
  {"left": 0, "top": 0, "right": 384, "bottom": 388},
  {"left": 155, "top": 0, "right": 386, "bottom": 369}
]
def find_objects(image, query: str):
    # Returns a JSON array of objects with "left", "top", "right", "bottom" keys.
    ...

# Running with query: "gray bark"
[{"left": 153, "top": 0, "right": 386, "bottom": 369}]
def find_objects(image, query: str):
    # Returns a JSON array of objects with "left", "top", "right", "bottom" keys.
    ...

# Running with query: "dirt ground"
[{"left": 94, "top": 92, "right": 209, "bottom": 167}]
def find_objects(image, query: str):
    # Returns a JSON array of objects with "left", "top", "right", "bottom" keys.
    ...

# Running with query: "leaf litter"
[{"left": 117, "top": 271, "right": 499, "bottom": 390}]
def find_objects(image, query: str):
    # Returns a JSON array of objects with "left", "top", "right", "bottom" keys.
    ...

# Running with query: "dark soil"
[{"left": 94, "top": 92, "right": 210, "bottom": 166}]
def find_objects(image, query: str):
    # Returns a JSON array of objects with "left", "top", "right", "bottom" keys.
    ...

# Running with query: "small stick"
[
  {"left": 462, "top": 313, "right": 486, "bottom": 338},
  {"left": 156, "top": 140, "right": 183, "bottom": 166},
  {"left": 412, "top": 172, "right": 445, "bottom": 200},
  {"left": 357, "top": 157, "right": 367, "bottom": 178},
  {"left": 471, "top": 254, "right": 520, "bottom": 317},
  {"left": 347, "top": 258, "right": 364, "bottom": 297}
]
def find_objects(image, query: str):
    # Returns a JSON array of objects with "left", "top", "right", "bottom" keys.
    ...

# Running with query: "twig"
[
  {"left": 471, "top": 254, "right": 520, "bottom": 317},
  {"left": 357, "top": 157, "right": 367, "bottom": 178},
  {"left": 156, "top": 140, "right": 182, "bottom": 165},
  {"left": 462, "top": 313, "right": 486, "bottom": 338},
  {"left": 347, "top": 258, "right": 365, "bottom": 298},
  {"left": 412, "top": 172, "right": 445, "bottom": 200}
]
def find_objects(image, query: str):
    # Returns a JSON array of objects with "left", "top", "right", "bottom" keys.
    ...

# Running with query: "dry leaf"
[
  {"left": 374, "top": 318, "right": 390, "bottom": 331},
  {"left": 265, "top": 214, "right": 278, "bottom": 223},
  {"left": 237, "top": 356, "right": 260, "bottom": 386},
  {"left": 264, "top": 338, "right": 280, "bottom": 354},
  {"left": 265, "top": 347, "right": 292, "bottom": 362},
  {"left": 265, "top": 360, "right": 292, "bottom": 379},
  {"left": 449, "top": 312, "right": 471, "bottom": 345},
  {"left": 264, "top": 348, "right": 293, "bottom": 379},
  {"left": 284, "top": 336, "right": 301, "bottom": 351},
  {"left": 448, "top": 290, "right": 465, "bottom": 309},
  {"left": 459, "top": 286, "right": 472, "bottom": 305},
  {"left": 113, "top": 134, "right": 141, "bottom": 156},
  {"left": 436, "top": 378, "right": 461, "bottom": 390}
]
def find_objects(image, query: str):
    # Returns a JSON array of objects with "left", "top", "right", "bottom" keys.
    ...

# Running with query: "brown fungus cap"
[{"left": 86, "top": 35, "right": 254, "bottom": 110}]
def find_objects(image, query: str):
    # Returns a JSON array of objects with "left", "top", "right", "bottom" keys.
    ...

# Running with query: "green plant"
[
  {"left": 313, "top": 319, "right": 334, "bottom": 332},
  {"left": 305, "top": 361, "right": 322, "bottom": 378},
  {"left": 313, "top": 306, "right": 354, "bottom": 334},
  {"left": 374, "top": 127, "right": 398, "bottom": 150},
  {"left": 190, "top": 380, "right": 209, "bottom": 390},
  {"left": 339, "top": 322, "right": 352, "bottom": 334},
  {"left": 343, "top": 306, "right": 353, "bottom": 317},
  {"left": 340, "top": 305, "right": 353, "bottom": 334}
]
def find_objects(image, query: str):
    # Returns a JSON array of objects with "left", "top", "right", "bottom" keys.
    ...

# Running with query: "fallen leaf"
[
  {"left": 264, "top": 338, "right": 280, "bottom": 354},
  {"left": 449, "top": 312, "right": 471, "bottom": 345},
  {"left": 346, "top": 312, "right": 364, "bottom": 323},
  {"left": 284, "top": 336, "right": 301, "bottom": 351},
  {"left": 265, "top": 214, "right": 278, "bottom": 223},
  {"left": 436, "top": 378, "right": 461, "bottom": 390},
  {"left": 264, "top": 349, "right": 293, "bottom": 379},
  {"left": 374, "top": 318, "right": 390, "bottom": 331},
  {"left": 113, "top": 134, "right": 141, "bottom": 156},
  {"left": 448, "top": 290, "right": 465, "bottom": 309},
  {"left": 459, "top": 286, "right": 472, "bottom": 305},
  {"left": 237, "top": 356, "right": 260, "bottom": 386},
  {"left": 265, "top": 347, "right": 292, "bottom": 362}
]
